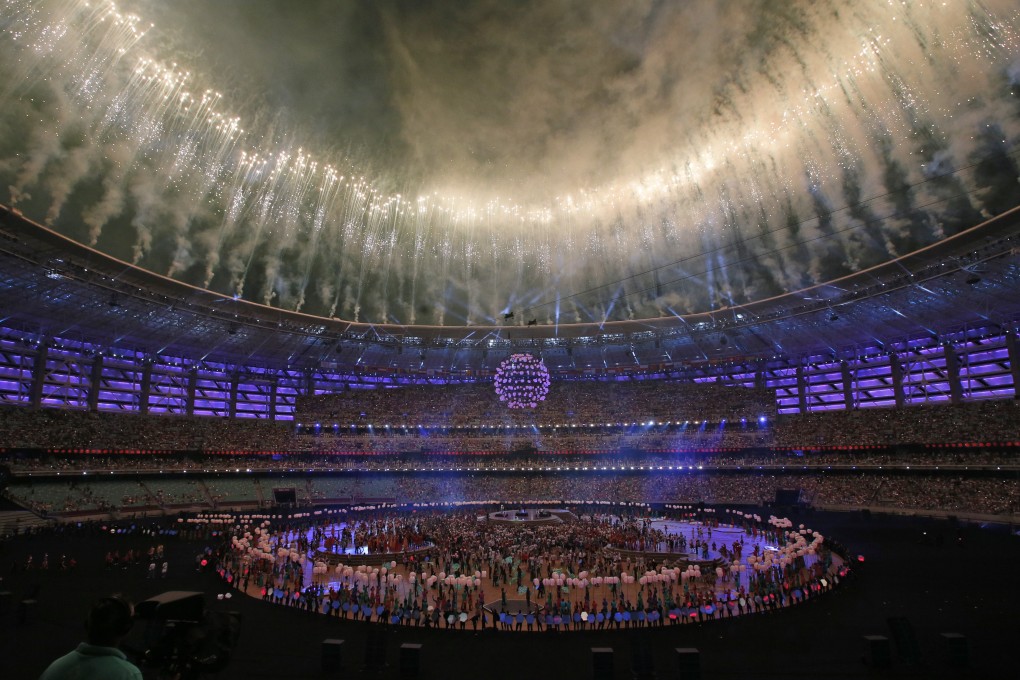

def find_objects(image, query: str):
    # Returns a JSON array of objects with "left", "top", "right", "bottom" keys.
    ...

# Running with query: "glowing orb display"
[{"left": 494, "top": 353, "right": 550, "bottom": 409}]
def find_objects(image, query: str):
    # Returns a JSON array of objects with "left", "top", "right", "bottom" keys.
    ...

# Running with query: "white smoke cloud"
[
  {"left": 44, "top": 144, "right": 94, "bottom": 225},
  {"left": 1, "top": 0, "right": 1019, "bottom": 326},
  {"left": 9, "top": 127, "right": 63, "bottom": 206}
]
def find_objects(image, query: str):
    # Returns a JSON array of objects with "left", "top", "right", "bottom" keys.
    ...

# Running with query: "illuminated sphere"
[{"left": 493, "top": 353, "right": 551, "bottom": 409}]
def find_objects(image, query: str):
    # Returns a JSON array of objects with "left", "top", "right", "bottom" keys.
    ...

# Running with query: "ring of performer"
[{"left": 217, "top": 505, "right": 848, "bottom": 632}]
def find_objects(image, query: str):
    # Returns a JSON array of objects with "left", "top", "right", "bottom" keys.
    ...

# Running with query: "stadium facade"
[{"left": 2, "top": 203, "right": 1019, "bottom": 422}]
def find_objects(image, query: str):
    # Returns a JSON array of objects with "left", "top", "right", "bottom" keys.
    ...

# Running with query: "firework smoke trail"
[
  {"left": 403, "top": 199, "right": 427, "bottom": 325},
  {"left": 0, "top": 0, "right": 1018, "bottom": 324},
  {"left": 376, "top": 197, "right": 404, "bottom": 323},
  {"left": 263, "top": 149, "right": 321, "bottom": 309},
  {"left": 323, "top": 179, "right": 362, "bottom": 318},
  {"left": 294, "top": 165, "right": 341, "bottom": 313}
]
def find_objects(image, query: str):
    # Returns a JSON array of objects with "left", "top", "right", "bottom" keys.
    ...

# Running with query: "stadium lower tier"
[
  {"left": 4, "top": 470, "right": 1016, "bottom": 520},
  {"left": 4, "top": 447, "right": 1017, "bottom": 475}
]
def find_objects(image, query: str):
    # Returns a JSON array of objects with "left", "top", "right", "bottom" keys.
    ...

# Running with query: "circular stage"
[
  {"left": 238, "top": 508, "right": 845, "bottom": 637},
  {"left": 483, "top": 508, "right": 576, "bottom": 526}
]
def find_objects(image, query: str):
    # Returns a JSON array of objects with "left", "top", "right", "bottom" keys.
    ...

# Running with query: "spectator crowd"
[
  {"left": 1, "top": 391, "right": 1017, "bottom": 521},
  {"left": 5, "top": 470, "right": 1016, "bottom": 519},
  {"left": 0, "top": 398, "right": 1016, "bottom": 456}
]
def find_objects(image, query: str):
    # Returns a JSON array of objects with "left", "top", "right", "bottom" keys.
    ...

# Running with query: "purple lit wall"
[{"left": 0, "top": 326, "right": 1013, "bottom": 420}]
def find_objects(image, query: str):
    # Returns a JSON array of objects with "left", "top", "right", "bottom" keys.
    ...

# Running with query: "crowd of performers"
[{"left": 209, "top": 506, "right": 848, "bottom": 632}]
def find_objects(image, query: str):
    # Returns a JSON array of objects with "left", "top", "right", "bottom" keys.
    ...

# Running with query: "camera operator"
[{"left": 40, "top": 595, "right": 142, "bottom": 680}]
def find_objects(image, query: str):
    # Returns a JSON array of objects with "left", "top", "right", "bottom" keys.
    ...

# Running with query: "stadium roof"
[{"left": 2, "top": 203, "right": 1019, "bottom": 374}]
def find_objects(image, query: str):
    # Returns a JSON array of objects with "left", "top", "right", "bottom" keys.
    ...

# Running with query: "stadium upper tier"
[{"left": 2, "top": 203, "right": 1020, "bottom": 376}]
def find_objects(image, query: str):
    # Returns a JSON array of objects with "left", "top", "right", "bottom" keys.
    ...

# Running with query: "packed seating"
[
  {"left": 296, "top": 381, "right": 775, "bottom": 427},
  {"left": 292, "top": 428, "right": 772, "bottom": 453},
  {"left": 2, "top": 396, "right": 1017, "bottom": 457},
  {"left": 774, "top": 400, "right": 1020, "bottom": 447},
  {"left": 4, "top": 470, "right": 1017, "bottom": 517},
  {"left": 1, "top": 393, "right": 1018, "bottom": 519},
  {"left": 0, "top": 406, "right": 294, "bottom": 452},
  {"left": 3, "top": 447, "right": 1016, "bottom": 476}
]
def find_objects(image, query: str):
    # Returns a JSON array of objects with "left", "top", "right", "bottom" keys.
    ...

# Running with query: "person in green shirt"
[{"left": 40, "top": 595, "right": 142, "bottom": 680}]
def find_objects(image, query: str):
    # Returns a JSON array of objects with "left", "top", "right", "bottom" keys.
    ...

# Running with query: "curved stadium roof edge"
[{"left": 3, "top": 202, "right": 1019, "bottom": 346}]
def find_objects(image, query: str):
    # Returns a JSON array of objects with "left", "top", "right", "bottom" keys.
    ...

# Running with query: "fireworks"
[{"left": 0, "top": 0, "right": 1019, "bottom": 325}]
